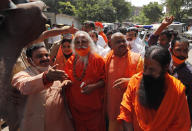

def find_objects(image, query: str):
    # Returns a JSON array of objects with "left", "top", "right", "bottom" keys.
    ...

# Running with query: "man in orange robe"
[
  {"left": 105, "top": 32, "right": 143, "bottom": 131},
  {"left": 63, "top": 31, "right": 106, "bottom": 131},
  {"left": 118, "top": 45, "right": 191, "bottom": 131}
]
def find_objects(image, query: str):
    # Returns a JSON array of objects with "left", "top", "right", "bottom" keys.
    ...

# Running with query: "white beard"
[
  {"left": 77, "top": 55, "right": 89, "bottom": 66},
  {"left": 79, "top": 55, "right": 88, "bottom": 65}
]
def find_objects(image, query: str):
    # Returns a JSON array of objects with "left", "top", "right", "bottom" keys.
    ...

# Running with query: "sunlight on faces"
[
  {"left": 30, "top": 47, "right": 50, "bottom": 67},
  {"left": 111, "top": 33, "right": 128, "bottom": 57},
  {"left": 158, "top": 34, "right": 170, "bottom": 48},
  {"left": 72, "top": 31, "right": 96, "bottom": 57},
  {"left": 61, "top": 41, "right": 72, "bottom": 55},
  {"left": 143, "top": 58, "right": 163, "bottom": 79},
  {"left": 172, "top": 41, "right": 189, "bottom": 60},
  {"left": 126, "top": 31, "right": 137, "bottom": 41}
]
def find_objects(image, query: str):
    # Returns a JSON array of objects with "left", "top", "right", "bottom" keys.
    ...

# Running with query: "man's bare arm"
[
  {"left": 154, "top": 16, "right": 174, "bottom": 36},
  {"left": 17, "top": 1, "right": 46, "bottom": 11},
  {"left": 31, "top": 26, "right": 78, "bottom": 44}
]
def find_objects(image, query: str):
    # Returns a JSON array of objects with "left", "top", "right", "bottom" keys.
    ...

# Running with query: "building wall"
[
  {"left": 56, "top": 14, "right": 81, "bottom": 29},
  {"left": 43, "top": 12, "right": 56, "bottom": 25},
  {"left": 43, "top": 12, "right": 81, "bottom": 29}
]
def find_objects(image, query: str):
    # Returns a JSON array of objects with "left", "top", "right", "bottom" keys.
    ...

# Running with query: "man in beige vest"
[{"left": 12, "top": 43, "right": 74, "bottom": 131}]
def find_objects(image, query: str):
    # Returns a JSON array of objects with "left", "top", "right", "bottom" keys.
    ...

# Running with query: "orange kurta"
[
  {"left": 118, "top": 73, "right": 191, "bottom": 131},
  {"left": 64, "top": 53, "right": 105, "bottom": 131},
  {"left": 53, "top": 45, "right": 67, "bottom": 70},
  {"left": 105, "top": 50, "right": 143, "bottom": 120}
]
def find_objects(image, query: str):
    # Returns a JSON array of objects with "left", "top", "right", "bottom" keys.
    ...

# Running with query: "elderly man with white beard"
[
  {"left": 63, "top": 31, "right": 106, "bottom": 131},
  {"left": 12, "top": 43, "right": 74, "bottom": 131}
]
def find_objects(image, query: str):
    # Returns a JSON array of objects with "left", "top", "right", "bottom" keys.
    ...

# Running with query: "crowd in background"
[{"left": 3, "top": 8, "right": 192, "bottom": 130}]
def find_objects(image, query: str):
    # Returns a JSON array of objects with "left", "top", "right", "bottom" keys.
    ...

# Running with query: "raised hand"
[
  {"left": 68, "top": 24, "right": 78, "bottom": 34},
  {"left": 162, "top": 16, "right": 174, "bottom": 27}
]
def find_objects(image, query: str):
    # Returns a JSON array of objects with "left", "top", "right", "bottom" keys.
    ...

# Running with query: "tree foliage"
[
  {"left": 165, "top": 0, "right": 192, "bottom": 21},
  {"left": 57, "top": 1, "right": 76, "bottom": 15},
  {"left": 42, "top": 0, "right": 132, "bottom": 23},
  {"left": 132, "top": 12, "right": 150, "bottom": 25},
  {"left": 142, "top": 2, "right": 163, "bottom": 23},
  {"left": 112, "top": 0, "right": 132, "bottom": 22}
]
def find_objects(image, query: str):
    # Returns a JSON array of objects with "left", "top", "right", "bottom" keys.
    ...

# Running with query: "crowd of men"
[{"left": 1, "top": 0, "right": 192, "bottom": 131}]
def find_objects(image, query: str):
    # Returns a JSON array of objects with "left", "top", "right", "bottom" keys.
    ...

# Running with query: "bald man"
[{"left": 105, "top": 32, "right": 143, "bottom": 131}]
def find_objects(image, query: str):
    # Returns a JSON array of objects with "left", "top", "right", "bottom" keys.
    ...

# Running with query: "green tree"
[
  {"left": 42, "top": 0, "right": 57, "bottom": 12},
  {"left": 101, "top": 5, "right": 116, "bottom": 22},
  {"left": 142, "top": 2, "right": 163, "bottom": 23},
  {"left": 98, "top": 0, "right": 116, "bottom": 22},
  {"left": 42, "top": 0, "right": 132, "bottom": 22},
  {"left": 57, "top": 1, "right": 76, "bottom": 16},
  {"left": 112, "top": 0, "right": 132, "bottom": 22},
  {"left": 166, "top": 0, "right": 192, "bottom": 21},
  {"left": 132, "top": 12, "right": 150, "bottom": 25},
  {"left": 166, "top": 0, "right": 183, "bottom": 21},
  {"left": 75, "top": 0, "right": 117, "bottom": 22},
  {"left": 75, "top": 0, "right": 102, "bottom": 22}
]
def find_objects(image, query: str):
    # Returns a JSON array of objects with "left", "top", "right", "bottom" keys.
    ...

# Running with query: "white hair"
[{"left": 71, "top": 31, "right": 97, "bottom": 56}]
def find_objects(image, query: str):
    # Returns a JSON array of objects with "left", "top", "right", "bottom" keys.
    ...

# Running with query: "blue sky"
[{"left": 127, "top": 0, "right": 164, "bottom": 7}]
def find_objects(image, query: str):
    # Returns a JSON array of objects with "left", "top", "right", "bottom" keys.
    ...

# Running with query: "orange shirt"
[
  {"left": 105, "top": 50, "right": 143, "bottom": 120},
  {"left": 118, "top": 73, "right": 191, "bottom": 131}
]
